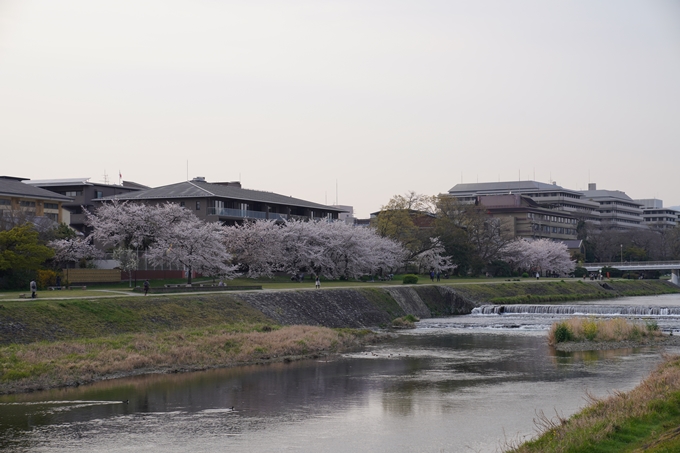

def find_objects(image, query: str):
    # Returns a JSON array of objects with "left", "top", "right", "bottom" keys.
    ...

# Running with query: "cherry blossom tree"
[
  {"left": 222, "top": 220, "right": 285, "bottom": 278},
  {"left": 223, "top": 219, "right": 407, "bottom": 280},
  {"left": 412, "top": 237, "right": 456, "bottom": 274},
  {"left": 503, "top": 238, "right": 575, "bottom": 276},
  {"left": 48, "top": 237, "right": 104, "bottom": 268},
  {"left": 146, "top": 217, "right": 236, "bottom": 284},
  {"left": 86, "top": 201, "right": 196, "bottom": 250}
]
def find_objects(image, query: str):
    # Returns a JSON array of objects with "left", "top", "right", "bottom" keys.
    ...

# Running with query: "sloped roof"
[
  {"left": 580, "top": 189, "right": 640, "bottom": 204},
  {"left": 0, "top": 178, "right": 72, "bottom": 202},
  {"left": 448, "top": 180, "right": 580, "bottom": 196},
  {"left": 100, "top": 180, "right": 345, "bottom": 212}
]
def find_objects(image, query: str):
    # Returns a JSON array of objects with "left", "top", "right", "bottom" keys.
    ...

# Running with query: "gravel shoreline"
[{"left": 553, "top": 335, "right": 680, "bottom": 352}]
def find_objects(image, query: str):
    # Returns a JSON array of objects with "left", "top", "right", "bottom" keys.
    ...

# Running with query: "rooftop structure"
[{"left": 99, "top": 177, "right": 345, "bottom": 224}]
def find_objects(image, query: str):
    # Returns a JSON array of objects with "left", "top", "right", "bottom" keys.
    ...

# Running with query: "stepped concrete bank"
[{"left": 2, "top": 280, "right": 678, "bottom": 345}]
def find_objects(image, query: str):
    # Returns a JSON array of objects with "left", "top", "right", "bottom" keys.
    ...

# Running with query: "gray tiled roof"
[
  {"left": 0, "top": 178, "right": 72, "bottom": 202},
  {"left": 100, "top": 180, "right": 345, "bottom": 212},
  {"left": 448, "top": 180, "right": 579, "bottom": 195},
  {"left": 580, "top": 190, "right": 639, "bottom": 203}
]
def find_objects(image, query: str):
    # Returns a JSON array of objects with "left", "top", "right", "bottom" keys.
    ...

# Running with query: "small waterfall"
[{"left": 471, "top": 305, "right": 680, "bottom": 316}]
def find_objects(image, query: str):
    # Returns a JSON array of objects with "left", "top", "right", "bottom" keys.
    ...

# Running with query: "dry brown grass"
[
  {"left": 547, "top": 317, "right": 662, "bottom": 345},
  {"left": 0, "top": 324, "right": 377, "bottom": 394},
  {"left": 508, "top": 354, "right": 680, "bottom": 452}
]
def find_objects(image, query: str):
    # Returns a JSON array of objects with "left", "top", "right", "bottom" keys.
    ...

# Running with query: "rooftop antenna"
[{"left": 103, "top": 171, "right": 109, "bottom": 185}]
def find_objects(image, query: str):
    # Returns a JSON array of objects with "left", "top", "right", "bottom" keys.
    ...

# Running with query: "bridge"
[{"left": 582, "top": 261, "right": 680, "bottom": 286}]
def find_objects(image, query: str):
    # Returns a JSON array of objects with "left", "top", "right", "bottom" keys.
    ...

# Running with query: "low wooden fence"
[{"left": 63, "top": 269, "right": 122, "bottom": 284}]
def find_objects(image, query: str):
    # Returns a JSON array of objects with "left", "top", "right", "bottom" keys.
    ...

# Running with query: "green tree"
[
  {"left": 434, "top": 196, "right": 512, "bottom": 276},
  {"left": 0, "top": 224, "right": 54, "bottom": 271},
  {"left": 373, "top": 192, "right": 437, "bottom": 260}
]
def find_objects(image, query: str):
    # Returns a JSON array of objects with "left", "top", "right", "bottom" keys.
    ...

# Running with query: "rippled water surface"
[{"left": 3, "top": 294, "right": 680, "bottom": 453}]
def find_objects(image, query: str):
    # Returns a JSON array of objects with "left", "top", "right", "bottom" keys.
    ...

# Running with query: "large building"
[
  {"left": 476, "top": 194, "right": 579, "bottom": 241},
  {"left": 635, "top": 198, "right": 679, "bottom": 230},
  {"left": 0, "top": 176, "right": 72, "bottom": 229},
  {"left": 99, "top": 177, "right": 345, "bottom": 224},
  {"left": 580, "top": 183, "right": 645, "bottom": 230},
  {"left": 24, "top": 178, "right": 146, "bottom": 234},
  {"left": 447, "top": 180, "right": 601, "bottom": 225}
]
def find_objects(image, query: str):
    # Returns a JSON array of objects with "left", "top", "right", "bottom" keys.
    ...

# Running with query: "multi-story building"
[
  {"left": 635, "top": 198, "right": 679, "bottom": 230},
  {"left": 0, "top": 176, "right": 71, "bottom": 229},
  {"left": 580, "top": 183, "right": 645, "bottom": 230},
  {"left": 476, "top": 194, "right": 579, "bottom": 241},
  {"left": 447, "top": 180, "right": 601, "bottom": 225},
  {"left": 98, "top": 177, "right": 345, "bottom": 224},
  {"left": 24, "top": 178, "right": 146, "bottom": 234}
]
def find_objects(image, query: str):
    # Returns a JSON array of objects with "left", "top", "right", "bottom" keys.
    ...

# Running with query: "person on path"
[
  {"left": 143, "top": 279, "right": 150, "bottom": 296},
  {"left": 430, "top": 270, "right": 435, "bottom": 282},
  {"left": 30, "top": 280, "right": 37, "bottom": 298},
  {"left": 535, "top": 272, "right": 540, "bottom": 280},
  {"left": 315, "top": 277, "right": 320, "bottom": 289},
  {"left": 436, "top": 271, "right": 440, "bottom": 282}
]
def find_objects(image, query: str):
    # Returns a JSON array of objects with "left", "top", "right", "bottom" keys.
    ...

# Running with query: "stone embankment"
[{"left": 235, "top": 285, "right": 477, "bottom": 328}]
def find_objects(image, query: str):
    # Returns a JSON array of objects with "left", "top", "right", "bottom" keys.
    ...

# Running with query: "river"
[{"left": 2, "top": 294, "right": 680, "bottom": 452}]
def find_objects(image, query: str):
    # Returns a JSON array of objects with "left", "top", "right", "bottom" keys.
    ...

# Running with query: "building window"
[
  {"left": 180, "top": 201, "right": 185, "bottom": 207},
  {"left": 44, "top": 203, "right": 59, "bottom": 210},
  {"left": 94, "top": 191, "right": 103, "bottom": 199},
  {"left": 64, "top": 191, "right": 82, "bottom": 197},
  {"left": 196, "top": 201, "right": 200, "bottom": 211},
  {"left": 0, "top": 199, "right": 10, "bottom": 206},
  {"left": 20, "top": 201, "right": 36, "bottom": 207}
]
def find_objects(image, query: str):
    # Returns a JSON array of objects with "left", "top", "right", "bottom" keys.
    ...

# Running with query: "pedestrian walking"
[
  {"left": 315, "top": 277, "right": 320, "bottom": 289},
  {"left": 143, "top": 279, "right": 150, "bottom": 296},
  {"left": 436, "top": 272, "right": 440, "bottom": 282},
  {"left": 430, "top": 270, "right": 435, "bottom": 282},
  {"left": 30, "top": 280, "right": 37, "bottom": 298}
]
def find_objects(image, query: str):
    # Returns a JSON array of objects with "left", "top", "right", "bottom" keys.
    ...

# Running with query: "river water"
[{"left": 2, "top": 294, "right": 680, "bottom": 453}]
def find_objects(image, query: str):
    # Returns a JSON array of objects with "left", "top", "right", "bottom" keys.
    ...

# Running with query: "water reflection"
[{"left": 1, "top": 330, "right": 676, "bottom": 452}]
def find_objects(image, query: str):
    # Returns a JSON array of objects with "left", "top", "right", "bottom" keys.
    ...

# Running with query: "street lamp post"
[{"left": 620, "top": 244, "right": 623, "bottom": 265}]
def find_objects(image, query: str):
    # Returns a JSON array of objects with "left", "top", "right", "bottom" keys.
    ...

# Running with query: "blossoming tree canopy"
[{"left": 502, "top": 238, "right": 575, "bottom": 276}]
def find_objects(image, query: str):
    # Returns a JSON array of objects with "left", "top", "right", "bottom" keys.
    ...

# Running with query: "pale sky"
[{"left": 1, "top": 0, "right": 679, "bottom": 216}]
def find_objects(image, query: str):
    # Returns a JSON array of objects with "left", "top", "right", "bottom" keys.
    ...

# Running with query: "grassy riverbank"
[
  {"left": 508, "top": 354, "right": 680, "bottom": 453},
  {"left": 0, "top": 323, "right": 379, "bottom": 394},
  {"left": 453, "top": 280, "right": 680, "bottom": 304}
]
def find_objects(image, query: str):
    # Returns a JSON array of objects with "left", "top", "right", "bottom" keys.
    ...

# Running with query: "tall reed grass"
[{"left": 548, "top": 317, "right": 661, "bottom": 345}]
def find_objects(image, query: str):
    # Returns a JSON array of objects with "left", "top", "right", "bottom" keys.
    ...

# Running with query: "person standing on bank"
[
  {"left": 143, "top": 279, "right": 150, "bottom": 296},
  {"left": 30, "top": 280, "right": 37, "bottom": 298},
  {"left": 315, "top": 277, "right": 320, "bottom": 289}
]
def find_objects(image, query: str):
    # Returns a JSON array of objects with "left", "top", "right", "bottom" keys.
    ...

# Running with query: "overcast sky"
[{"left": 1, "top": 0, "right": 679, "bottom": 216}]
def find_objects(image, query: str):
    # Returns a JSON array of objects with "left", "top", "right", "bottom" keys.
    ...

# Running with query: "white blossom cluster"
[
  {"left": 502, "top": 238, "right": 576, "bottom": 276},
  {"left": 50, "top": 202, "right": 407, "bottom": 282}
]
